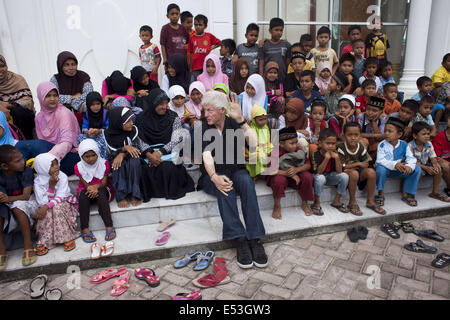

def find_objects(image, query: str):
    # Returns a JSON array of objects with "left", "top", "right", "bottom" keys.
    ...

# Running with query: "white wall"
[{"left": 0, "top": 0, "right": 233, "bottom": 111}]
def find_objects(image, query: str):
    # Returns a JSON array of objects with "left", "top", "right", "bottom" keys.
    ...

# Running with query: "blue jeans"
[
  {"left": 376, "top": 165, "right": 422, "bottom": 195},
  {"left": 199, "top": 170, "right": 266, "bottom": 241},
  {"left": 313, "top": 172, "right": 349, "bottom": 197},
  {"left": 15, "top": 139, "right": 80, "bottom": 176}
]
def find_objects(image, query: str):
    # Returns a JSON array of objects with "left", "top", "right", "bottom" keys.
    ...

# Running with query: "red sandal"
[{"left": 192, "top": 257, "right": 231, "bottom": 288}]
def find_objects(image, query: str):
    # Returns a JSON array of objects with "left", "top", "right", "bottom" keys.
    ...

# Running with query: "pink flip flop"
[
  {"left": 110, "top": 271, "right": 130, "bottom": 296},
  {"left": 90, "top": 267, "right": 128, "bottom": 284},
  {"left": 134, "top": 268, "right": 160, "bottom": 287},
  {"left": 155, "top": 232, "right": 170, "bottom": 246}
]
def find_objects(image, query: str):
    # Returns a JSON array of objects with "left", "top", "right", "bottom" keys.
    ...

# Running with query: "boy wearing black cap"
[
  {"left": 265, "top": 127, "right": 314, "bottom": 219},
  {"left": 375, "top": 117, "right": 422, "bottom": 207},
  {"left": 323, "top": 71, "right": 349, "bottom": 117},
  {"left": 358, "top": 96, "right": 387, "bottom": 160}
]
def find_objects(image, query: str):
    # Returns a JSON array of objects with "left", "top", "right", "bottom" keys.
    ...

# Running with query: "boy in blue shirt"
[
  {"left": 375, "top": 117, "right": 422, "bottom": 207},
  {"left": 293, "top": 70, "right": 322, "bottom": 113}
]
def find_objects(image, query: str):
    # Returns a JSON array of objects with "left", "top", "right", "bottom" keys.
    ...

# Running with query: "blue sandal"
[
  {"left": 193, "top": 251, "right": 215, "bottom": 271},
  {"left": 81, "top": 231, "right": 97, "bottom": 243},
  {"left": 174, "top": 251, "right": 203, "bottom": 269},
  {"left": 105, "top": 228, "right": 117, "bottom": 241}
]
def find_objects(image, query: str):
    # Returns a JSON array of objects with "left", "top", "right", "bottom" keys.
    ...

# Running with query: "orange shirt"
[{"left": 383, "top": 98, "right": 401, "bottom": 115}]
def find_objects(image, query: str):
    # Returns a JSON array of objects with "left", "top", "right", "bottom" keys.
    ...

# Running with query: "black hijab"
[
  {"left": 103, "top": 107, "right": 138, "bottom": 151},
  {"left": 130, "top": 66, "right": 159, "bottom": 92},
  {"left": 167, "top": 54, "right": 190, "bottom": 94},
  {"left": 84, "top": 92, "right": 107, "bottom": 129},
  {"left": 54, "top": 51, "right": 91, "bottom": 96},
  {"left": 105, "top": 71, "right": 131, "bottom": 95},
  {"left": 136, "top": 88, "right": 177, "bottom": 146}
]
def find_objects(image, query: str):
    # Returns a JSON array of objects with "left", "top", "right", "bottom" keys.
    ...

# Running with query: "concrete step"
[{"left": 1, "top": 184, "right": 449, "bottom": 283}]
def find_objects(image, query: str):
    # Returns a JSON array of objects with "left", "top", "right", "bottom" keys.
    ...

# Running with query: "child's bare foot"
[
  {"left": 301, "top": 202, "right": 313, "bottom": 216},
  {"left": 272, "top": 206, "right": 282, "bottom": 220},
  {"left": 118, "top": 199, "right": 130, "bottom": 208},
  {"left": 130, "top": 197, "right": 142, "bottom": 207},
  {"left": 293, "top": 175, "right": 301, "bottom": 186}
]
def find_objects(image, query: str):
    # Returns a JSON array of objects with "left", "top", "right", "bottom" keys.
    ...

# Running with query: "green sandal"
[
  {"left": 429, "top": 193, "right": 450, "bottom": 203},
  {"left": 374, "top": 195, "right": 385, "bottom": 207},
  {"left": 401, "top": 194, "right": 417, "bottom": 207}
]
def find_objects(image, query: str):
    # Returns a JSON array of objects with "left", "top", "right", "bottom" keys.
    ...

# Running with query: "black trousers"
[
  {"left": 78, "top": 187, "right": 113, "bottom": 230},
  {"left": 11, "top": 106, "right": 35, "bottom": 140}
]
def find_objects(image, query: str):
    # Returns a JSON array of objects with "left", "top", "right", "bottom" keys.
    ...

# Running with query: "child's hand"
[
  {"left": 49, "top": 174, "right": 59, "bottom": 189},
  {"left": 331, "top": 152, "right": 340, "bottom": 160},
  {"left": 433, "top": 162, "right": 442, "bottom": 175},
  {"left": 151, "top": 69, "right": 158, "bottom": 75},
  {"left": 275, "top": 89, "right": 282, "bottom": 96},
  {"left": 292, "top": 175, "right": 301, "bottom": 186},
  {"left": 112, "top": 153, "right": 125, "bottom": 171},
  {"left": 34, "top": 206, "right": 48, "bottom": 220},
  {"left": 86, "top": 185, "right": 99, "bottom": 199},
  {"left": 395, "top": 162, "right": 406, "bottom": 173},
  {"left": 286, "top": 166, "right": 297, "bottom": 178},
  {"left": 0, "top": 192, "right": 9, "bottom": 203},
  {"left": 403, "top": 165, "right": 413, "bottom": 175},
  {"left": 324, "top": 152, "right": 332, "bottom": 160}
]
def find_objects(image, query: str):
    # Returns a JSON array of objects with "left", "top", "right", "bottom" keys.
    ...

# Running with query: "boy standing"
[
  {"left": 375, "top": 117, "right": 421, "bottom": 207},
  {"left": 341, "top": 25, "right": 364, "bottom": 56},
  {"left": 352, "top": 39, "right": 366, "bottom": 81},
  {"left": 310, "top": 128, "right": 349, "bottom": 215},
  {"left": 188, "top": 14, "right": 221, "bottom": 80},
  {"left": 310, "top": 26, "right": 339, "bottom": 75},
  {"left": 410, "top": 121, "right": 450, "bottom": 202},
  {"left": 160, "top": 4, "right": 190, "bottom": 65},
  {"left": 220, "top": 39, "right": 236, "bottom": 79},
  {"left": 365, "top": 21, "right": 390, "bottom": 63},
  {"left": 359, "top": 58, "right": 383, "bottom": 94},
  {"left": 234, "top": 23, "right": 260, "bottom": 76},
  {"left": 259, "top": 18, "right": 291, "bottom": 83},
  {"left": 139, "top": 25, "right": 161, "bottom": 82},
  {"left": 292, "top": 70, "right": 322, "bottom": 113}
]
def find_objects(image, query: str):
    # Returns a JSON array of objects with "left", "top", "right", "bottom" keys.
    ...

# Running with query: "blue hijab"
[{"left": 0, "top": 111, "right": 17, "bottom": 146}]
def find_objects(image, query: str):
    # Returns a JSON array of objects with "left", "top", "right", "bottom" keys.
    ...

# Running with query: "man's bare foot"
[
  {"left": 272, "top": 206, "right": 282, "bottom": 220},
  {"left": 130, "top": 197, "right": 142, "bottom": 207},
  {"left": 301, "top": 202, "right": 313, "bottom": 216},
  {"left": 118, "top": 199, "right": 130, "bottom": 208}
]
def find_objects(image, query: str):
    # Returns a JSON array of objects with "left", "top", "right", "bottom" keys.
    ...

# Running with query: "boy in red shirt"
[
  {"left": 432, "top": 116, "right": 450, "bottom": 196},
  {"left": 355, "top": 79, "right": 376, "bottom": 115},
  {"left": 188, "top": 14, "right": 221, "bottom": 81}
]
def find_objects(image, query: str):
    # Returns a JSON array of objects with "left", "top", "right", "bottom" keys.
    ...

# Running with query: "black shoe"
[
  {"left": 234, "top": 237, "right": 253, "bottom": 269},
  {"left": 249, "top": 239, "right": 268, "bottom": 268},
  {"left": 357, "top": 226, "right": 368, "bottom": 240}
]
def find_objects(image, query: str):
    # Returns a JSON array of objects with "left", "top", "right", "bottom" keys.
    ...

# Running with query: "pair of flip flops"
[
  {"left": 192, "top": 257, "right": 231, "bottom": 288},
  {"left": 174, "top": 251, "right": 215, "bottom": 271},
  {"left": 347, "top": 226, "right": 369, "bottom": 243},
  {"left": 82, "top": 228, "right": 117, "bottom": 243},
  {"left": 432, "top": 253, "right": 450, "bottom": 268},
  {"left": 30, "top": 275, "right": 62, "bottom": 300},
  {"left": 90, "top": 241, "right": 114, "bottom": 260},
  {"left": 413, "top": 230, "right": 445, "bottom": 242},
  {"left": 404, "top": 239, "right": 437, "bottom": 253},
  {"left": 134, "top": 268, "right": 160, "bottom": 287},
  {"left": 380, "top": 223, "right": 401, "bottom": 239}
]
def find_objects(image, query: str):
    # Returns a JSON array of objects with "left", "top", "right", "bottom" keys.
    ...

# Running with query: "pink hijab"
[
  {"left": 185, "top": 81, "right": 206, "bottom": 118},
  {"left": 35, "top": 82, "right": 80, "bottom": 157},
  {"left": 315, "top": 62, "right": 332, "bottom": 93},
  {"left": 197, "top": 54, "right": 229, "bottom": 91}
]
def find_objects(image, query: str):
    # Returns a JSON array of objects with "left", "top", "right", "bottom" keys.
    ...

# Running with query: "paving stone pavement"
[{"left": 1, "top": 214, "right": 449, "bottom": 300}]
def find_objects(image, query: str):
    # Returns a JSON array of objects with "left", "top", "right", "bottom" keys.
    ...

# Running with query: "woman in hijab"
[
  {"left": 130, "top": 66, "right": 159, "bottom": 110},
  {"left": 0, "top": 111, "right": 17, "bottom": 147},
  {"left": 15, "top": 82, "right": 81, "bottom": 176},
  {"left": 101, "top": 71, "right": 134, "bottom": 108},
  {"left": 136, "top": 88, "right": 195, "bottom": 202},
  {"left": 161, "top": 54, "right": 191, "bottom": 95},
  {"left": 102, "top": 107, "right": 143, "bottom": 208},
  {"left": 0, "top": 55, "right": 35, "bottom": 139},
  {"left": 280, "top": 98, "right": 310, "bottom": 154},
  {"left": 197, "top": 54, "right": 228, "bottom": 91},
  {"left": 229, "top": 58, "right": 249, "bottom": 95},
  {"left": 50, "top": 51, "right": 93, "bottom": 125},
  {"left": 238, "top": 74, "right": 268, "bottom": 121}
]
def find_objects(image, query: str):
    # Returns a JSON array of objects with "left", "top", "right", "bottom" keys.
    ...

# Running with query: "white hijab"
[
  {"left": 168, "top": 85, "right": 186, "bottom": 119},
  {"left": 33, "top": 153, "right": 71, "bottom": 207},
  {"left": 241, "top": 74, "right": 266, "bottom": 119},
  {"left": 77, "top": 139, "right": 107, "bottom": 183}
]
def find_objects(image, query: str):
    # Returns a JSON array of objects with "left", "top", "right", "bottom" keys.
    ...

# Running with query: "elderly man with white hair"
[{"left": 197, "top": 90, "right": 268, "bottom": 269}]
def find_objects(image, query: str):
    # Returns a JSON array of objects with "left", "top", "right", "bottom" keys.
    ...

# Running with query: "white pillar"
[
  {"left": 236, "top": 0, "right": 258, "bottom": 46},
  {"left": 425, "top": 0, "right": 450, "bottom": 77},
  {"left": 398, "top": 0, "right": 432, "bottom": 99}
]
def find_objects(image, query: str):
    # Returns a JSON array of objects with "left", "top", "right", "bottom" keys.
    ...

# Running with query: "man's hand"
[
  {"left": 0, "top": 192, "right": 9, "bottom": 203},
  {"left": 228, "top": 94, "right": 244, "bottom": 123},
  {"left": 211, "top": 174, "right": 233, "bottom": 196}
]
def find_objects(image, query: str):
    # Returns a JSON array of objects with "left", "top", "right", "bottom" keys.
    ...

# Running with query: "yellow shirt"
[
  {"left": 310, "top": 47, "right": 339, "bottom": 70},
  {"left": 288, "top": 59, "right": 312, "bottom": 74},
  {"left": 431, "top": 66, "right": 450, "bottom": 88}
]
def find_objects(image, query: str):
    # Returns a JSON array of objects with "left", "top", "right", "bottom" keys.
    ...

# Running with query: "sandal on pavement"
[
  {"left": 36, "top": 245, "right": 49, "bottom": 256},
  {"left": 429, "top": 192, "right": 450, "bottom": 202},
  {"left": 90, "top": 243, "right": 101, "bottom": 260},
  {"left": 347, "top": 228, "right": 360, "bottom": 243},
  {"left": 0, "top": 255, "right": 7, "bottom": 272},
  {"left": 110, "top": 271, "right": 130, "bottom": 296},
  {"left": 374, "top": 195, "right": 385, "bottom": 207},
  {"left": 193, "top": 251, "right": 215, "bottom": 271},
  {"left": 401, "top": 222, "right": 415, "bottom": 233},
  {"left": 413, "top": 230, "right": 445, "bottom": 242},
  {"left": 366, "top": 204, "right": 386, "bottom": 215},
  {"left": 30, "top": 274, "right": 48, "bottom": 299},
  {"left": 155, "top": 232, "right": 170, "bottom": 246},
  {"left": 64, "top": 240, "right": 76, "bottom": 252},
  {"left": 100, "top": 241, "right": 114, "bottom": 257},
  {"left": 357, "top": 226, "right": 368, "bottom": 240},
  {"left": 105, "top": 228, "right": 116, "bottom": 242},
  {"left": 415, "top": 239, "right": 437, "bottom": 253},
  {"left": 401, "top": 194, "right": 417, "bottom": 207},
  {"left": 330, "top": 203, "right": 350, "bottom": 213},
  {"left": 174, "top": 251, "right": 203, "bottom": 269},
  {"left": 22, "top": 249, "right": 37, "bottom": 267},
  {"left": 157, "top": 218, "right": 176, "bottom": 232},
  {"left": 431, "top": 253, "right": 450, "bottom": 268},
  {"left": 310, "top": 205, "right": 324, "bottom": 216},
  {"left": 81, "top": 231, "right": 97, "bottom": 243},
  {"left": 134, "top": 268, "right": 160, "bottom": 287},
  {"left": 45, "top": 288, "right": 62, "bottom": 300},
  {"left": 192, "top": 257, "right": 229, "bottom": 288},
  {"left": 173, "top": 290, "right": 202, "bottom": 300},
  {"left": 90, "top": 267, "right": 128, "bottom": 284},
  {"left": 348, "top": 204, "right": 362, "bottom": 216},
  {"left": 380, "top": 223, "right": 400, "bottom": 239}
]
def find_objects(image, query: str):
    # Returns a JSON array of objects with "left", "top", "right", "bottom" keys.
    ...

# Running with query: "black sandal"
[
  {"left": 366, "top": 204, "right": 386, "bottom": 215},
  {"left": 380, "top": 223, "right": 400, "bottom": 239},
  {"left": 401, "top": 194, "right": 417, "bottom": 207},
  {"left": 431, "top": 253, "right": 450, "bottom": 268},
  {"left": 330, "top": 203, "right": 350, "bottom": 213},
  {"left": 374, "top": 195, "right": 385, "bottom": 207},
  {"left": 310, "top": 205, "right": 324, "bottom": 216}
]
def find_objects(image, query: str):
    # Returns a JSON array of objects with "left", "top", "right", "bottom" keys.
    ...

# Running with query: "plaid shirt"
[{"left": 408, "top": 140, "right": 436, "bottom": 165}]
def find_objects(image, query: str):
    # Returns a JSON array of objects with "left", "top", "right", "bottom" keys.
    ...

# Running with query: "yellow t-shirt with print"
[
  {"left": 431, "top": 66, "right": 450, "bottom": 89},
  {"left": 287, "top": 59, "right": 312, "bottom": 74}
]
